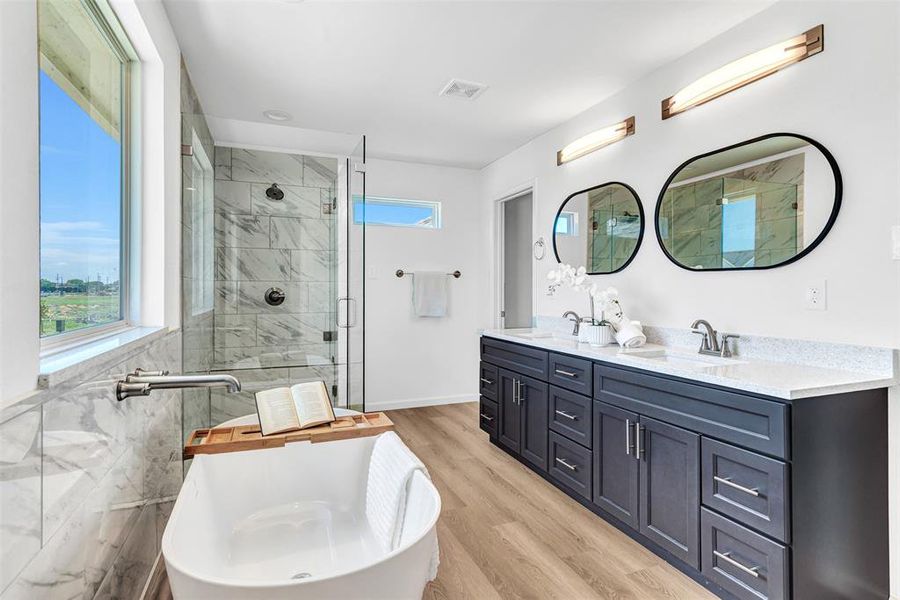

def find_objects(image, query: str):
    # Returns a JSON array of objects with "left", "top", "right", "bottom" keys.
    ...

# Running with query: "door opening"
[{"left": 500, "top": 192, "right": 533, "bottom": 329}]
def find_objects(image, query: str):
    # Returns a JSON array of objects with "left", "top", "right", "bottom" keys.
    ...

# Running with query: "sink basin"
[
  {"left": 504, "top": 329, "right": 556, "bottom": 339},
  {"left": 622, "top": 348, "right": 746, "bottom": 370}
]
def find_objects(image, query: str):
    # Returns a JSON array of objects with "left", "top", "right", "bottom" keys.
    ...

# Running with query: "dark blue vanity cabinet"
[{"left": 479, "top": 335, "right": 889, "bottom": 600}]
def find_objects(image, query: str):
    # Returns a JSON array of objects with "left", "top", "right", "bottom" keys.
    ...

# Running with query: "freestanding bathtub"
[{"left": 162, "top": 434, "right": 441, "bottom": 599}]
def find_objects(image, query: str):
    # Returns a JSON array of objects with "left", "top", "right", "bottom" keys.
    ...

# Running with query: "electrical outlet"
[
  {"left": 892, "top": 225, "right": 900, "bottom": 260},
  {"left": 805, "top": 280, "right": 827, "bottom": 311}
]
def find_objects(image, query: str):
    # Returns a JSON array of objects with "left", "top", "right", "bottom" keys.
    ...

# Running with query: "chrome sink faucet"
[
  {"left": 563, "top": 311, "right": 581, "bottom": 336},
  {"left": 690, "top": 319, "right": 740, "bottom": 358}
]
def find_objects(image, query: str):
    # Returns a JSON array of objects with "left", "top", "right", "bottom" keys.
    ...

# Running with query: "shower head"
[{"left": 266, "top": 183, "right": 284, "bottom": 201}]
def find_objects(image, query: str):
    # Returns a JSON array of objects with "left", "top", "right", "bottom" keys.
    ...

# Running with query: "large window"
[
  {"left": 353, "top": 196, "right": 442, "bottom": 229},
  {"left": 38, "top": 0, "right": 134, "bottom": 339}
]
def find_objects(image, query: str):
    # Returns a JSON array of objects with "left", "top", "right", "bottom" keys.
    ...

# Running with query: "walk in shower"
[{"left": 180, "top": 73, "right": 365, "bottom": 441}]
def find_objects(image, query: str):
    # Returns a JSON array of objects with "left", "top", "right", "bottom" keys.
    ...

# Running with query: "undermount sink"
[
  {"left": 622, "top": 348, "right": 746, "bottom": 370},
  {"left": 504, "top": 329, "right": 558, "bottom": 340}
]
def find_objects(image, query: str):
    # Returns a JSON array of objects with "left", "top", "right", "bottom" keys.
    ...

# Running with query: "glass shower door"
[{"left": 336, "top": 136, "right": 366, "bottom": 412}]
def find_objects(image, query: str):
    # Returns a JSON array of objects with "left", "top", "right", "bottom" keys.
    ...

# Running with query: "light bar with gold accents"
[
  {"left": 662, "top": 24, "right": 823, "bottom": 119},
  {"left": 557, "top": 116, "right": 635, "bottom": 165}
]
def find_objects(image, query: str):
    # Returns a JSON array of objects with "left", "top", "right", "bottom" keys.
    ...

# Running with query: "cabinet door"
[
  {"left": 519, "top": 374, "right": 549, "bottom": 472},
  {"left": 593, "top": 402, "right": 640, "bottom": 530},
  {"left": 497, "top": 369, "right": 521, "bottom": 454},
  {"left": 638, "top": 416, "right": 700, "bottom": 568}
]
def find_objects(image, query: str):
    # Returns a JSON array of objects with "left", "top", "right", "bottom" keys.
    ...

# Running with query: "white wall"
[
  {"left": 0, "top": 0, "right": 40, "bottom": 405},
  {"left": 364, "top": 158, "right": 487, "bottom": 410},
  {"left": 481, "top": 1, "right": 900, "bottom": 348}
]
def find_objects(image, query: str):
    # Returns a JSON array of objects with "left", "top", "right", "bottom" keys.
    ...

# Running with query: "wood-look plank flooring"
[
  {"left": 391, "top": 402, "right": 715, "bottom": 600},
  {"left": 153, "top": 402, "right": 715, "bottom": 599}
]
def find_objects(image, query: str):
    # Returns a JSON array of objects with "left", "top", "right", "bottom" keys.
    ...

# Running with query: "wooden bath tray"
[{"left": 183, "top": 412, "right": 394, "bottom": 458}]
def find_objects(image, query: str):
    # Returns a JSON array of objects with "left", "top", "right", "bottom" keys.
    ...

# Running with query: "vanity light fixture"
[
  {"left": 661, "top": 24, "right": 823, "bottom": 119},
  {"left": 556, "top": 116, "right": 635, "bottom": 165}
]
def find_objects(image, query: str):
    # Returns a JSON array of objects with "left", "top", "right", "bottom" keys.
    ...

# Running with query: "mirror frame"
[
  {"left": 654, "top": 132, "right": 842, "bottom": 272},
  {"left": 552, "top": 181, "right": 645, "bottom": 274}
]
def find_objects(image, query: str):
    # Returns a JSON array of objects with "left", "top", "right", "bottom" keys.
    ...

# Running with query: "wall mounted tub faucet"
[{"left": 116, "top": 369, "right": 241, "bottom": 401}]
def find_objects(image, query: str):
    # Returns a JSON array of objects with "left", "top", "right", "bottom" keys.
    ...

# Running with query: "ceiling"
[{"left": 164, "top": 0, "right": 774, "bottom": 169}]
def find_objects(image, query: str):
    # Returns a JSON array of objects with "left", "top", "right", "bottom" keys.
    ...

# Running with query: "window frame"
[
  {"left": 38, "top": 0, "right": 138, "bottom": 353},
  {"left": 353, "top": 195, "right": 442, "bottom": 229},
  {"left": 555, "top": 211, "right": 578, "bottom": 236}
]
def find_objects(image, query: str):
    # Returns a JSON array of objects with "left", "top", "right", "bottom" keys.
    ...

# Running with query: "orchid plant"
[{"left": 547, "top": 264, "right": 624, "bottom": 329}]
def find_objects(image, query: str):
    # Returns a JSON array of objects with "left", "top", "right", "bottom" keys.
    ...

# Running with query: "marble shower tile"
[
  {"left": 214, "top": 180, "right": 251, "bottom": 214},
  {"left": 215, "top": 281, "right": 239, "bottom": 314},
  {"left": 299, "top": 219, "right": 330, "bottom": 250},
  {"left": 214, "top": 146, "right": 232, "bottom": 180},
  {"left": 250, "top": 183, "right": 321, "bottom": 218},
  {"left": 93, "top": 504, "right": 157, "bottom": 600},
  {"left": 270, "top": 217, "right": 304, "bottom": 249},
  {"left": 307, "top": 282, "right": 332, "bottom": 312},
  {"left": 291, "top": 250, "right": 333, "bottom": 283},
  {"left": 214, "top": 213, "right": 270, "bottom": 249},
  {"left": 231, "top": 149, "right": 303, "bottom": 186},
  {"left": 215, "top": 247, "right": 291, "bottom": 281},
  {"left": 181, "top": 389, "right": 209, "bottom": 444},
  {"left": 257, "top": 313, "right": 327, "bottom": 346},
  {"left": 214, "top": 314, "right": 258, "bottom": 348},
  {"left": 303, "top": 155, "right": 338, "bottom": 188},
  {"left": 0, "top": 409, "right": 41, "bottom": 593}
]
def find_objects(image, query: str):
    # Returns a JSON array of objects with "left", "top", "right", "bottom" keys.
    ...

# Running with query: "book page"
[
  {"left": 291, "top": 381, "right": 335, "bottom": 429},
  {"left": 255, "top": 387, "right": 300, "bottom": 436}
]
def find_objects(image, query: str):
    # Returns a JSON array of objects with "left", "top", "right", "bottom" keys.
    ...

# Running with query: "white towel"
[
  {"left": 366, "top": 431, "right": 430, "bottom": 552},
  {"left": 412, "top": 272, "right": 448, "bottom": 317},
  {"left": 614, "top": 318, "right": 646, "bottom": 348}
]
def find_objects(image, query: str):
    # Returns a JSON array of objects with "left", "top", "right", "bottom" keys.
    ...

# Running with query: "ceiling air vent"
[{"left": 438, "top": 78, "right": 487, "bottom": 101}]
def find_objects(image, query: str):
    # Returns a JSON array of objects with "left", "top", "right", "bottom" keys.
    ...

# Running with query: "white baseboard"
[{"left": 365, "top": 393, "right": 477, "bottom": 412}]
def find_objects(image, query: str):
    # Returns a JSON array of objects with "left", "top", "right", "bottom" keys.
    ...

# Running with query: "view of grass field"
[{"left": 40, "top": 293, "right": 120, "bottom": 336}]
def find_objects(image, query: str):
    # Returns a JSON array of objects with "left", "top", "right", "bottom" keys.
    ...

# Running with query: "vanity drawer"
[
  {"left": 479, "top": 396, "right": 498, "bottom": 439},
  {"left": 702, "top": 438, "right": 790, "bottom": 543},
  {"left": 594, "top": 364, "right": 789, "bottom": 458},
  {"left": 549, "top": 386, "right": 591, "bottom": 448},
  {"left": 549, "top": 431, "right": 592, "bottom": 500},
  {"left": 548, "top": 352, "right": 593, "bottom": 396},
  {"left": 479, "top": 362, "right": 499, "bottom": 400},
  {"left": 481, "top": 337, "right": 548, "bottom": 380},
  {"left": 701, "top": 508, "right": 789, "bottom": 600}
]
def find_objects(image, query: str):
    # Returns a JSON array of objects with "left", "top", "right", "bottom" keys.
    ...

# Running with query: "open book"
[{"left": 254, "top": 381, "right": 336, "bottom": 436}]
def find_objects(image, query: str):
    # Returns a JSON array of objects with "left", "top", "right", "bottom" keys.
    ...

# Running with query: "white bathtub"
[{"left": 162, "top": 435, "right": 441, "bottom": 599}]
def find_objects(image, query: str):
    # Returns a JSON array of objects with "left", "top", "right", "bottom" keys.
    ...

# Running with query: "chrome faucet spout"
[
  {"left": 116, "top": 370, "right": 242, "bottom": 401},
  {"left": 690, "top": 319, "right": 721, "bottom": 355},
  {"left": 562, "top": 311, "right": 581, "bottom": 336}
]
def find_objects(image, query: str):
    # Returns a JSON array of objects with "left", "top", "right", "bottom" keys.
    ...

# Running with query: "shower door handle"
[{"left": 336, "top": 297, "right": 358, "bottom": 328}]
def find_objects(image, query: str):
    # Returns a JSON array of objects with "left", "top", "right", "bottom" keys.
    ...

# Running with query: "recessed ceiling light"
[{"left": 263, "top": 109, "right": 292, "bottom": 122}]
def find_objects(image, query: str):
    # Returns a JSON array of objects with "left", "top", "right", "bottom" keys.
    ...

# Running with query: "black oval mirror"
[
  {"left": 553, "top": 182, "right": 644, "bottom": 274},
  {"left": 656, "top": 133, "right": 841, "bottom": 271}
]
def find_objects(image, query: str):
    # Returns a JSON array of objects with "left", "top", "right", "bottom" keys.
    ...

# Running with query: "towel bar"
[{"left": 396, "top": 269, "right": 461, "bottom": 278}]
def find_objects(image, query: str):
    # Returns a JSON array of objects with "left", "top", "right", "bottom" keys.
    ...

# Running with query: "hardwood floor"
[
  {"left": 389, "top": 402, "right": 715, "bottom": 600},
  {"left": 154, "top": 402, "right": 715, "bottom": 599}
]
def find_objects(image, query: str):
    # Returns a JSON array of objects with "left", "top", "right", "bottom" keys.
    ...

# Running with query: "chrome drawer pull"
[
  {"left": 555, "top": 457, "right": 577, "bottom": 471},
  {"left": 555, "top": 410, "right": 577, "bottom": 420},
  {"left": 625, "top": 419, "right": 632, "bottom": 456},
  {"left": 714, "top": 475, "right": 760, "bottom": 497},
  {"left": 713, "top": 550, "right": 760, "bottom": 578},
  {"left": 480, "top": 377, "right": 494, "bottom": 385},
  {"left": 479, "top": 413, "right": 494, "bottom": 422},
  {"left": 554, "top": 368, "right": 577, "bottom": 378}
]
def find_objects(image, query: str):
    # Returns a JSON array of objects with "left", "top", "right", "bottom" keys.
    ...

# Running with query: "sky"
[{"left": 40, "top": 71, "right": 121, "bottom": 284}]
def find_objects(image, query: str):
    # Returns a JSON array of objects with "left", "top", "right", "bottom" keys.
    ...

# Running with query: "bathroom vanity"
[{"left": 477, "top": 330, "right": 891, "bottom": 600}]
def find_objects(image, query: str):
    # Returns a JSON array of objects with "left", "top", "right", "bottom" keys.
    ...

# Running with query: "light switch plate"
[{"left": 805, "top": 279, "right": 827, "bottom": 311}]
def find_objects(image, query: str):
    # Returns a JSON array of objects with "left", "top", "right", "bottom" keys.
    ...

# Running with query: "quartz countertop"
[{"left": 482, "top": 329, "right": 896, "bottom": 400}]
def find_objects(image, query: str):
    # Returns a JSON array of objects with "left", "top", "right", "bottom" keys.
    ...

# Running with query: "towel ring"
[{"left": 533, "top": 237, "right": 546, "bottom": 260}]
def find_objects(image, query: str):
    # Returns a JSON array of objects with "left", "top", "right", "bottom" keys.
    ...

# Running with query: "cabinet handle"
[
  {"left": 480, "top": 377, "right": 494, "bottom": 385},
  {"left": 713, "top": 551, "right": 760, "bottom": 578},
  {"left": 479, "top": 413, "right": 494, "bottom": 422},
  {"left": 520, "top": 382, "right": 527, "bottom": 404},
  {"left": 554, "top": 368, "right": 577, "bottom": 378},
  {"left": 625, "top": 419, "right": 632, "bottom": 456},
  {"left": 555, "top": 457, "right": 577, "bottom": 471},
  {"left": 513, "top": 380, "right": 519, "bottom": 405},
  {"left": 713, "top": 476, "right": 760, "bottom": 497},
  {"left": 555, "top": 410, "right": 577, "bottom": 421},
  {"left": 634, "top": 423, "right": 644, "bottom": 461}
]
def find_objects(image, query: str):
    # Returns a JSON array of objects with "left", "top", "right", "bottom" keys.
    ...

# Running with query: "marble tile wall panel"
[
  {"left": 251, "top": 183, "right": 321, "bottom": 218},
  {"left": 214, "top": 213, "right": 270, "bottom": 249},
  {"left": 214, "top": 146, "right": 232, "bottom": 181},
  {"left": 303, "top": 156, "right": 338, "bottom": 189},
  {"left": 231, "top": 149, "right": 303, "bottom": 186},
  {"left": 0, "top": 331, "right": 182, "bottom": 600}
]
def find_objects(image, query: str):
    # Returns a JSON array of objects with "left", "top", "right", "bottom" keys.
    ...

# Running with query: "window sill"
[{"left": 38, "top": 326, "right": 169, "bottom": 390}]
